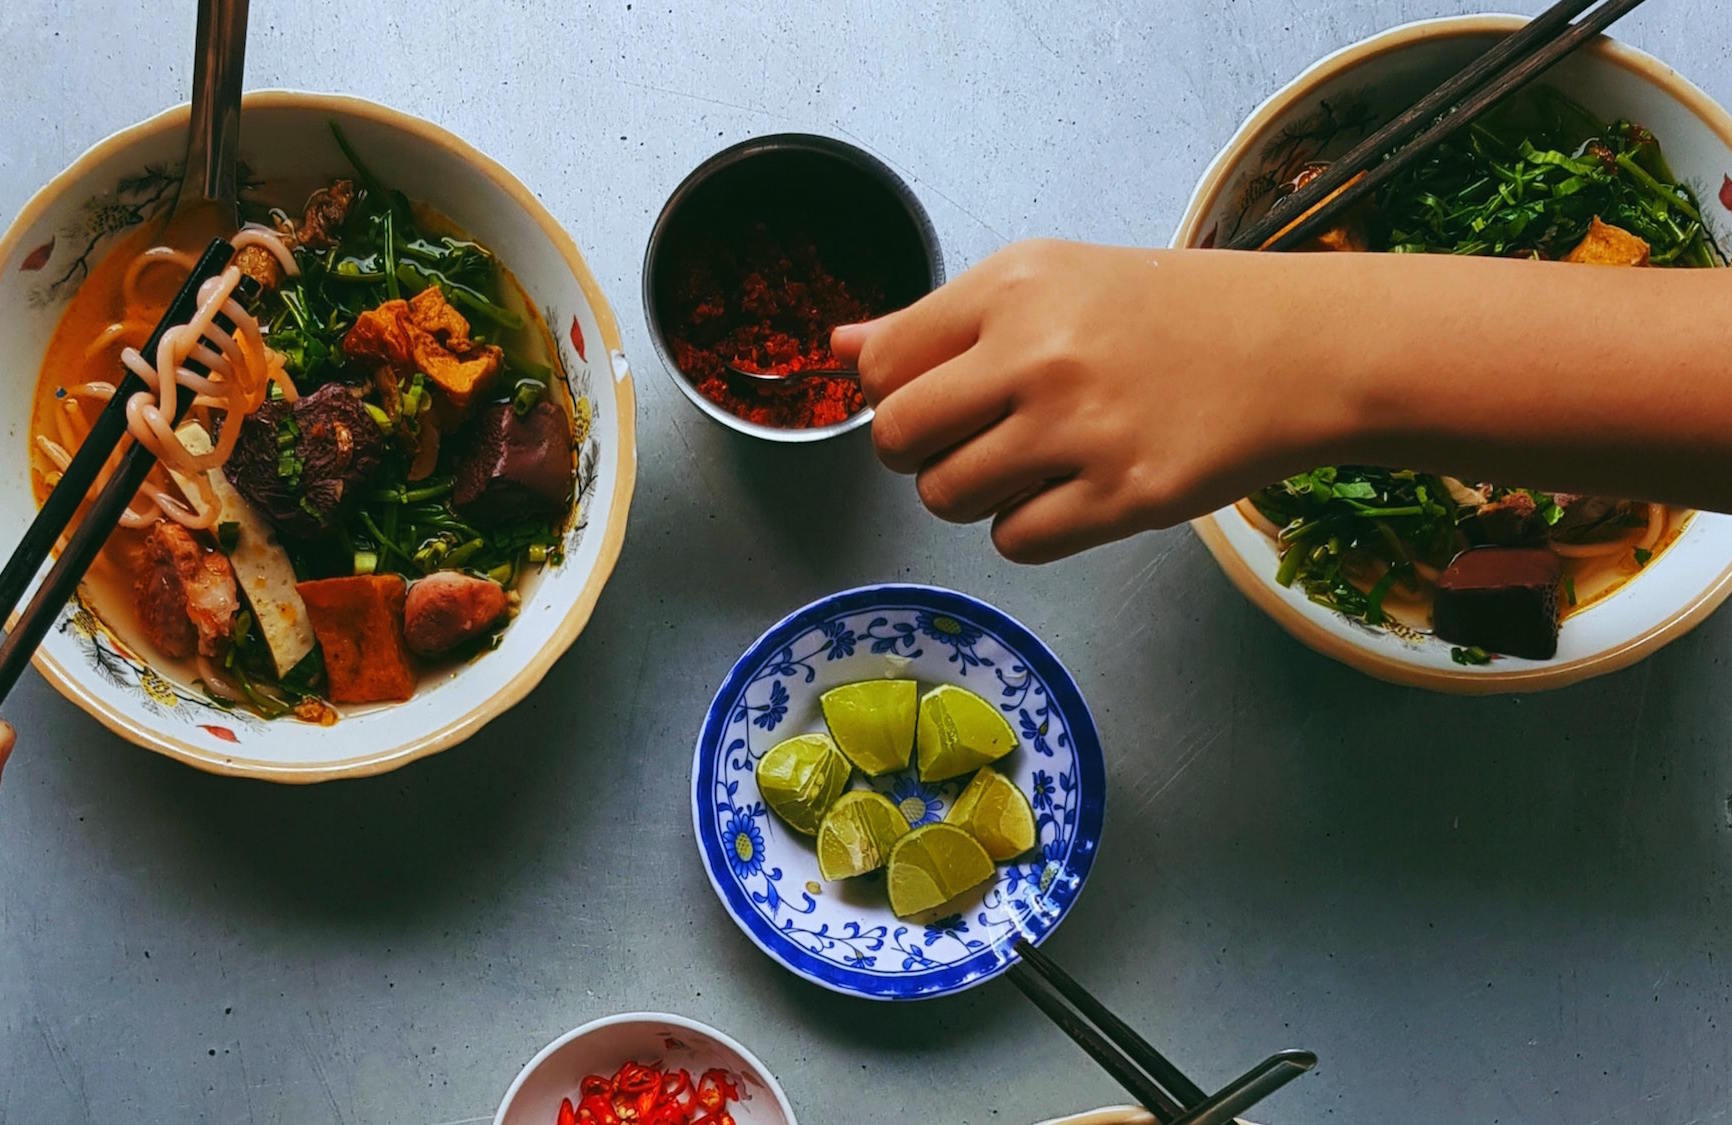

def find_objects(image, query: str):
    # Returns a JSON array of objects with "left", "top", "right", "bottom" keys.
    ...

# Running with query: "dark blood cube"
[
  {"left": 452, "top": 401, "right": 575, "bottom": 526},
  {"left": 1433, "top": 546, "right": 1564, "bottom": 660}
]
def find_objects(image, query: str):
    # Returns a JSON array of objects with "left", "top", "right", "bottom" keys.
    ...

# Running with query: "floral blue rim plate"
[{"left": 692, "top": 584, "right": 1107, "bottom": 1001}]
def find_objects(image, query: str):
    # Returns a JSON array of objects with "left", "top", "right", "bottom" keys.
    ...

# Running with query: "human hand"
[
  {"left": 832, "top": 240, "right": 1351, "bottom": 563},
  {"left": 0, "top": 721, "right": 13, "bottom": 786}
]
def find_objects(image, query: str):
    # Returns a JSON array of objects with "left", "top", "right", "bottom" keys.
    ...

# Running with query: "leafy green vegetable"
[
  {"left": 216, "top": 521, "right": 241, "bottom": 553},
  {"left": 1451, "top": 646, "right": 1493, "bottom": 666},
  {"left": 1374, "top": 86, "right": 1721, "bottom": 266},
  {"left": 1250, "top": 467, "right": 1461, "bottom": 624}
]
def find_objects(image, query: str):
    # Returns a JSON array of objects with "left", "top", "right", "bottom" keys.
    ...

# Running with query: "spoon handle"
[{"left": 182, "top": 0, "right": 250, "bottom": 209}]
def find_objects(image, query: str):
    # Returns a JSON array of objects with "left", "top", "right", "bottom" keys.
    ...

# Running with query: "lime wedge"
[
  {"left": 887, "top": 822, "right": 997, "bottom": 918},
  {"left": 916, "top": 684, "right": 1018, "bottom": 782},
  {"left": 820, "top": 679, "right": 917, "bottom": 777},
  {"left": 756, "top": 733, "right": 852, "bottom": 836},
  {"left": 946, "top": 768, "right": 1037, "bottom": 861},
  {"left": 816, "top": 790, "right": 911, "bottom": 881}
]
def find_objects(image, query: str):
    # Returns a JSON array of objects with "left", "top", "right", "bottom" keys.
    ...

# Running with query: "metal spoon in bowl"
[
  {"left": 170, "top": 0, "right": 250, "bottom": 227},
  {"left": 724, "top": 360, "right": 860, "bottom": 386}
]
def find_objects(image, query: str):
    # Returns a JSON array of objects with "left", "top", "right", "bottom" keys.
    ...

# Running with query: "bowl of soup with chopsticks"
[
  {"left": 1173, "top": 14, "right": 1732, "bottom": 693},
  {"left": 0, "top": 92, "right": 637, "bottom": 779}
]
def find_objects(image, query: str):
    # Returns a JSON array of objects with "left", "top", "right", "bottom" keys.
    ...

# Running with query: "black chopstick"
[
  {"left": 0, "top": 237, "right": 236, "bottom": 704},
  {"left": 1233, "top": 0, "right": 1650, "bottom": 254},
  {"left": 1227, "top": 0, "right": 1600, "bottom": 252},
  {"left": 1167, "top": 1050, "right": 1317, "bottom": 1125},
  {"left": 1015, "top": 938, "right": 1208, "bottom": 1107},
  {"left": 1007, "top": 954, "right": 1186, "bottom": 1121}
]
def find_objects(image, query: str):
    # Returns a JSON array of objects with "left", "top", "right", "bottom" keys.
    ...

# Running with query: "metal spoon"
[
  {"left": 172, "top": 0, "right": 250, "bottom": 225},
  {"left": 724, "top": 361, "right": 860, "bottom": 385}
]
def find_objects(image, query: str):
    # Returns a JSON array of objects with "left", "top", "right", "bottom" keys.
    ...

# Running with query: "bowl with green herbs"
[
  {"left": 0, "top": 92, "right": 636, "bottom": 778},
  {"left": 1173, "top": 14, "right": 1732, "bottom": 693}
]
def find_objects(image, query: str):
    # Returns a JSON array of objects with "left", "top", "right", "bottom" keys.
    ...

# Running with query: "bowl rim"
[
  {"left": 640, "top": 131, "right": 945, "bottom": 444},
  {"left": 1169, "top": 13, "right": 1732, "bottom": 694},
  {"left": 690, "top": 582, "right": 1107, "bottom": 1001},
  {"left": 1, "top": 89, "right": 639, "bottom": 780},
  {"left": 490, "top": 1010, "right": 799, "bottom": 1125}
]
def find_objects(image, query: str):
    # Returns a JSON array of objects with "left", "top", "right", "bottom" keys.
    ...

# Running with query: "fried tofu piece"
[
  {"left": 344, "top": 301, "right": 416, "bottom": 370},
  {"left": 341, "top": 288, "right": 504, "bottom": 414},
  {"left": 1564, "top": 217, "right": 1650, "bottom": 266},
  {"left": 295, "top": 574, "right": 415, "bottom": 704}
]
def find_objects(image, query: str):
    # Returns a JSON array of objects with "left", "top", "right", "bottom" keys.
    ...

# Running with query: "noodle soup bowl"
[
  {"left": 1173, "top": 14, "right": 1732, "bottom": 693},
  {"left": 0, "top": 92, "right": 637, "bottom": 779}
]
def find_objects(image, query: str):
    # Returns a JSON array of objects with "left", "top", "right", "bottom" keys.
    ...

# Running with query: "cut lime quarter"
[
  {"left": 946, "top": 768, "right": 1037, "bottom": 861},
  {"left": 916, "top": 683, "right": 1018, "bottom": 782},
  {"left": 886, "top": 822, "right": 996, "bottom": 918},
  {"left": 816, "top": 790, "right": 912, "bottom": 881},
  {"left": 756, "top": 733, "right": 852, "bottom": 836},
  {"left": 821, "top": 679, "right": 917, "bottom": 776}
]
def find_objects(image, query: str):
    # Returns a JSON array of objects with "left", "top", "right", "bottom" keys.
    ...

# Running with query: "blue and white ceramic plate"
[{"left": 692, "top": 584, "right": 1106, "bottom": 1001}]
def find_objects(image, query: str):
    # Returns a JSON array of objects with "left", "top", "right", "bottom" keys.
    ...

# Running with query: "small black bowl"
[{"left": 642, "top": 133, "right": 944, "bottom": 442}]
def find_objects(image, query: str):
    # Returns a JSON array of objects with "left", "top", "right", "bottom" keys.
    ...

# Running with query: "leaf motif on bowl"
[
  {"left": 19, "top": 237, "right": 55, "bottom": 271},
  {"left": 54, "top": 592, "right": 257, "bottom": 733}
]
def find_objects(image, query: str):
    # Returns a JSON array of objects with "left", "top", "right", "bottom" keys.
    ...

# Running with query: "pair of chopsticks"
[
  {"left": 1010, "top": 940, "right": 1314, "bottom": 1124},
  {"left": 1228, "top": 0, "right": 1650, "bottom": 253},
  {"left": 0, "top": 237, "right": 238, "bottom": 704}
]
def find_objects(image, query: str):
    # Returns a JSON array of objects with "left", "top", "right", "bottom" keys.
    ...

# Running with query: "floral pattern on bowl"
[
  {"left": 1171, "top": 15, "right": 1732, "bottom": 693},
  {"left": 0, "top": 92, "right": 637, "bottom": 778},
  {"left": 692, "top": 584, "right": 1106, "bottom": 1001}
]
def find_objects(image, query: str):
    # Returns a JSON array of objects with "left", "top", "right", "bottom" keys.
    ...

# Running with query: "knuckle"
[
  {"left": 870, "top": 405, "right": 917, "bottom": 468},
  {"left": 991, "top": 520, "right": 1044, "bottom": 565},
  {"left": 915, "top": 469, "right": 967, "bottom": 522},
  {"left": 857, "top": 337, "right": 893, "bottom": 403},
  {"left": 1119, "top": 464, "right": 1179, "bottom": 529}
]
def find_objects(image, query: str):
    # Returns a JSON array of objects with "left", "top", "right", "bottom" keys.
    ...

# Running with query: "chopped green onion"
[{"left": 511, "top": 377, "right": 546, "bottom": 416}]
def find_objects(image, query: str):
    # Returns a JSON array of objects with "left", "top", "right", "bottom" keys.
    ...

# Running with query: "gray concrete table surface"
[{"left": 3, "top": 1, "right": 1731, "bottom": 1122}]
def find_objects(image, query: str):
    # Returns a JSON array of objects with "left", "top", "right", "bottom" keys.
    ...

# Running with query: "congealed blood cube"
[
  {"left": 452, "top": 401, "right": 574, "bottom": 526},
  {"left": 1433, "top": 547, "right": 1564, "bottom": 660}
]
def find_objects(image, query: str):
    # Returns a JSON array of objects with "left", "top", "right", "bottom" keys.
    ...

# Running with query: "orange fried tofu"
[
  {"left": 341, "top": 288, "right": 504, "bottom": 415},
  {"left": 344, "top": 300, "right": 416, "bottom": 369},
  {"left": 1564, "top": 217, "right": 1651, "bottom": 266},
  {"left": 295, "top": 574, "right": 415, "bottom": 704}
]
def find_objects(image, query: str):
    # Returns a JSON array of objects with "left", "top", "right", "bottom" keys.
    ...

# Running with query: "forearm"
[{"left": 1262, "top": 250, "right": 1732, "bottom": 507}]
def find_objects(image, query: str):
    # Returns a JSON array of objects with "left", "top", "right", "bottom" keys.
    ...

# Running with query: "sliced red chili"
[{"left": 560, "top": 1060, "right": 741, "bottom": 1125}]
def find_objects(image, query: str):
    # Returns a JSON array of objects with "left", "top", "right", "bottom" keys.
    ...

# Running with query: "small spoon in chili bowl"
[{"left": 724, "top": 360, "right": 860, "bottom": 386}]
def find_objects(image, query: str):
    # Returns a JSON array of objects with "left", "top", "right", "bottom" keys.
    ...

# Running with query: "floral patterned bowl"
[
  {"left": 0, "top": 92, "right": 637, "bottom": 779},
  {"left": 1172, "top": 15, "right": 1732, "bottom": 693},
  {"left": 692, "top": 584, "right": 1106, "bottom": 1001}
]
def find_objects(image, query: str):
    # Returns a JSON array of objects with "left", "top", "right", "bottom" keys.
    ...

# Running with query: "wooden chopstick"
[
  {"left": 1007, "top": 953, "right": 1186, "bottom": 1122},
  {"left": 1015, "top": 938, "right": 1208, "bottom": 1107},
  {"left": 1230, "top": 0, "right": 1650, "bottom": 254},
  {"left": 0, "top": 237, "right": 237, "bottom": 704}
]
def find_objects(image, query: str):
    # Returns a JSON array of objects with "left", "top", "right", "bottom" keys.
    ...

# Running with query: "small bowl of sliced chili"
[
  {"left": 493, "top": 1012, "right": 797, "bottom": 1125},
  {"left": 643, "top": 134, "right": 943, "bottom": 443}
]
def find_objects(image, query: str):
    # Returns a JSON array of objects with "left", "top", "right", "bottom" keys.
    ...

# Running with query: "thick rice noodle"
[{"left": 33, "top": 225, "right": 300, "bottom": 531}]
